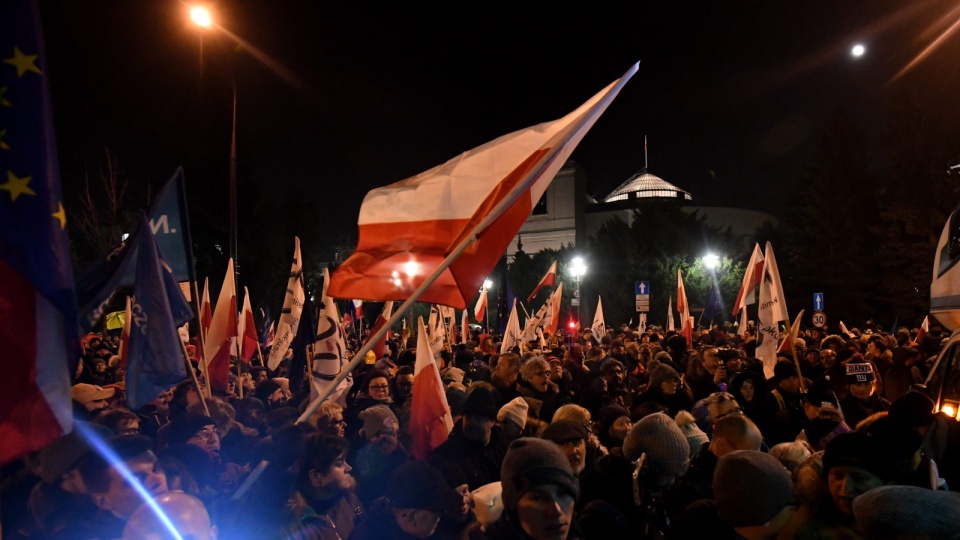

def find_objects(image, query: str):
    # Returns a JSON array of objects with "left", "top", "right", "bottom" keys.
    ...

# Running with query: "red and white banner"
[
  {"left": 409, "top": 318, "right": 454, "bottom": 460},
  {"left": 202, "top": 259, "right": 237, "bottom": 392},
  {"left": 199, "top": 277, "right": 212, "bottom": 339},
  {"left": 474, "top": 288, "right": 488, "bottom": 324},
  {"left": 238, "top": 287, "right": 259, "bottom": 363},
  {"left": 328, "top": 65, "right": 638, "bottom": 309},
  {"left": 731, "top": 243, "right": 764, "bottom": 316},
  {"left": 677, "top": 269, "right": 693, "bottom": 348},
  {"left": 527, "top": 261, "right": 558, "bottom": 302}
]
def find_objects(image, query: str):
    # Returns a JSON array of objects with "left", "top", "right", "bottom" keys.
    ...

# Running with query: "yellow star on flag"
[
  {"left": 52, "top": 202, "right": 67, "bottom": 229},
  {"left": 4, "top": 47, "right": 41, "bottom": 77},
  {"left": 0, "top": 171, "right": 35, "bottom": 201},
  {"left": 0, "top": 86, "right": 9, "bottom": 107}
]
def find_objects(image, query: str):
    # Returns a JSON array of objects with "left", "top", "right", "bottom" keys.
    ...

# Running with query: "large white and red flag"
[
  {"left": 677, "top": 270, "right": 693, "bottom": 348},
  {"left": 527, "top": 261, "right": 558, "bottom": 302},
  {"left": 410, "top": 318, "right": 454, "bottom": 460},
  {"left": 202, "top": 259, "right": 237, "bottom": 392},
  {"left": 731, "top": 244, "right": 764, "bottom": 316},
  {"left": 757, "top": 242, "right": 790, "bottom": 378},
  {"left": 238, "top": 287, "right": 260, "bottom": 363},
  {"left": 500, "top": 299, "right": 522, "bottom": 354},
  {"left": 199, "top": 277, "right": 212, "bottom": 339},
  {"left": 327, "top": 65, "right": 638, "bottom": 309},
  {"left": 268, "top": 238, "right": 305, "bottom": 369},
  {"left": 474, "top": 288, "right": 488, "bottom": 323},
  {"left": 312, "top": 268, "right": 353, "bottom": 407}
]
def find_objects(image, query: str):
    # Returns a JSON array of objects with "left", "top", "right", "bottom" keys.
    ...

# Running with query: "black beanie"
[
  {"left": 501, "top": 438, "right": 579, "bottom": 513},
  {"left": 888, "top": 391, "right": 935, "bottom": 428},
  {"left": 463, "top": 387, "right": 498, "bottom": 421},
  {"left": 821, "top": 432, "right": 896, "bottom": 483},
  {"left": 166, "top": 414, "right": 215, "bottom": 447},
  {"left": 255, "top": 379, "right": 281, "bottom": 403}
]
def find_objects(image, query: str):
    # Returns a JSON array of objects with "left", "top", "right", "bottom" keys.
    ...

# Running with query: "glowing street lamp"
[
  {"left": 190, "top": 6, "right": 212, "bottom": 28},
  {"left": 703, "top": 253, "right": 719, "bottom": 269}
]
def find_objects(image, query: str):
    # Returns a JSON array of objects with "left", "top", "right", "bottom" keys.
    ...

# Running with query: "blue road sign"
[
  {"left": 814, "top": 292, "right": 824, "bottom": 311},
  {"left": 635, "top": 281, "right": 650, "bottom": 296}
]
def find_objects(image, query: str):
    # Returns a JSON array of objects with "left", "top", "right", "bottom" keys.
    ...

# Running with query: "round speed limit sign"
[{"left": 812, "top": 310, "right": 827, "bottom": 329}]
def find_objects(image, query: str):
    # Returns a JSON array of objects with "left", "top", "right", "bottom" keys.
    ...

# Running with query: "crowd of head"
[{"left": 3, "top": 319, "right": 960, "bottom": 539}]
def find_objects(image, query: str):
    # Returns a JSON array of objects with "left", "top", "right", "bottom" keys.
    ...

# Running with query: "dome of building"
[{"left": 603, "top": 171, "right": 692, "bottom": 202}]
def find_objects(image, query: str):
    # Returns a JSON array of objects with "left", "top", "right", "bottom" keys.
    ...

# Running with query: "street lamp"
[
  {"left": 570, "top": 257, "right": 586, "bottom": 330},
  {"left": 703, "top": 253, "right": 719, "bottom": 269},
  {"left": 190, "top": 6, "right": 212, "bottom": 28}
]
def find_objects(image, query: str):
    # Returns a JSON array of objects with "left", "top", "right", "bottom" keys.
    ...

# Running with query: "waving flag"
[
  {"left": 474, "top": 288, "right": 488, "bottom": 324},
  {"left": 527, "top": 261, "right": 558, "bottom": 302},
  {"left": 544, "top": 282, "right": 563, "bottom": 337},
  {"left": 500, "top": 299, "right": 522, "bottom": 354},
  {"left": 410, "top": 318, "right": 454, "bottom": 460},
  {"left": 731, "top": 244, "right": 764, "bottom": 317},
  {"left": 238, "top": 287, "right": 259, "bottom": 363},
  {"left": 118, "top": 296, "right": 132, "bottom": 368},
  {"left": 667, "top": 296, "right": 675, "bottom": 332},
  {"left": 311, "top": 268, "right": 352, "bottom": 407},
  {"left": 126, "top": 215, "right": 193, "bottom": 409},
  {"left": 202, "top": 260, "right": 237, "bottom": 392},
  {"left": 591, "top": 296, "right": 606, "bottom": 338},
  {"left": 677, "top": 270, "right": 693, "bottom": 347},
  {"left": 268, "top": 238, "right": 305, "bottom": 369},
  {"left": 328, "top": 65, "right": 639, "bottom": 309},
  {"left": 522, "top": 297, "right": 550, "bottom": 340},
  {"left": 364, "top": 301, "right": 394, "bottom": 361},
  {"left": 915, "top": 316, "right": 929, "bottom": 345},
  {"left": 757, "top": 242, "right": 789, "bottom": 378},
  {"left": 199, "top": 277, "right": 212, "bottom": 339},
  {"left": 0, "top": 0, "right": 78, "bottom": 462},
  {"left": 461, "top": 309, "right": 469, "bottom": 345}
]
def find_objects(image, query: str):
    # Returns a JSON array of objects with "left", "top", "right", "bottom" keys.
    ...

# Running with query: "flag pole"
[
  {"left": 180, "top": 339, "right": 210, "bottom": 417},
  {"left": 296, "top": 138, "right": 591, "bottom": 424}
]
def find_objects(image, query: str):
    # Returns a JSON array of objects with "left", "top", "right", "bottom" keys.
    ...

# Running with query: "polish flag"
[
  {"left": 328, "top": 65, "right": 638, "bottom": 309},
  {"left": 238, "top": 287, "right": 260, "bottom": 363},
  {"left": 731, "top": 244, "right": 764, "bottom": 316},
  {"left": 667, "top": 296, "right": 675, "bottom": 332},
  {"left": 544, "top": 282, "right": 564, "bottom": 337},
  {"left": 757, "top": 243, "right": 790, "bottom": 378},
  {"left": 527, "top": 261, "right": 558, "bottom": 302},
  {"left": 914, "top": 316, "right": 929, "bottom": 345},
  {"left": 461, "top": 309, "right": 470, "bottom": 345},
  {"left": 199, "top": 277, "right": 212, "bottom": 339},
  {"left": 500, "top": 299, "right": 522, "bottom": 354},
  {"left": 363, "top": 301, "right": 394, "bottom": 360},
  {"left": 677, "top": 269, "right": 693, "bottom": 348},
  {"left": 118, "top": 295, "right": 132, "bottom": 368},
  {"left": 202, "top": 259, "right": 237, "bottom": 392},
  {"left": 474, "top": 288, "right": 488, "bottom": 324},
  {"left": 409, "top": 317, "right": 454, "bottom": 460}
]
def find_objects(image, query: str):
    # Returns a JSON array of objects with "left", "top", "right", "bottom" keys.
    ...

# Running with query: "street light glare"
[
  {"left": 483, "top": 279, "right": 493, "bottom": 290},
  {"left": 703, "top": 253, "right": 719, "bottom": 269},
  {"left": 851, "top": 44, "right": 865, "bottom": 58},
  {"left": 571, "top": 257, "right": 587, "bottom": 277},
  {"left": 190, "top": 6, "right": 213, "bottom": 28}
]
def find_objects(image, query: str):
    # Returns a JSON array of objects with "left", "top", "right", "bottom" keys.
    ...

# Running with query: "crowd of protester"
[{"left": 3, "top": 318, "right": 960, "bottom": 539}]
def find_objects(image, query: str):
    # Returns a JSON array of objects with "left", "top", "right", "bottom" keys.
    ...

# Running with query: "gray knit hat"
[
  {"left": 623, "top": 412, "right": 690, "bottom": 478},
  {"left": 358, "top": 405, "right": 399, "bottom": 441},
  {"left": 647, "top": 363, "right": 680, "bottom": 391},
  {"left": 497, "top": 397, "right": 529, "bottom": 429},
  {"left": 500, "top": 437, "right": 579, "bottom": 513},
  {"left": 714, "top": 450, "right": 794, "bottom": 527},
  {"left": 854, "top": 485, "right": 960, "bottom": 540}
]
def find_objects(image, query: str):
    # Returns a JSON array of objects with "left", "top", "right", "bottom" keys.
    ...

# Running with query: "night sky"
[{"left": 38, "top": 1, "right": 960, "bottom": 264}]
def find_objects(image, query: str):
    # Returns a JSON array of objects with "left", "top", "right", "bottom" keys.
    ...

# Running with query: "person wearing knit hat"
[
  {"left": 634, "top": 363, "right": 693, "bottom": 416},
  {"left": 820, "top": 432, "right": 893, "bottom": 516},
  {"left": 166, "top": 414, "right": 219, "bottom": 453},
  {"left": 597, "top": 404, "right": 631, "bottom": 450},
  {"left": 428, "top": 386, "right": 505, "bottom": 490},
  {"left": 541, "top": 420, "right": 589, "bottom": 475},
  {"left": 768, "top": 440, "right": 813, "bottom": 473},
  {"left": 358, "top": 404, "right": 399, "bottom": 441},
  {"left": 713, "top": 450, "right": 797, "bottom": 536},
  {"left": 853, "top": 485, "right": 960, "bottom": 540},
  {"left": 760, "top": 361, "right": 807, "bottom": 445},
  {"left": 441, "top": 366, "right": 465, "bottom": 387},
  {"left": 254, "top": 379, "right": 284, "bottom": 408},
  {"left": 675, "top": 410, "right": 709, "bottom": 458},
  {"left": 484, "top": 437, "right": 580, "bottom": 540},
  {"left": 497, "top": 397, "right": 529, "bottom": 438},
  {"left": 623, "top": 412, "right": 690, "bottom": 486}
]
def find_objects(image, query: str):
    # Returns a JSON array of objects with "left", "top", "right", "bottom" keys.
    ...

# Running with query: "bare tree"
[{"left": 70, "top": 147, "right": 132, "bottom": 257}]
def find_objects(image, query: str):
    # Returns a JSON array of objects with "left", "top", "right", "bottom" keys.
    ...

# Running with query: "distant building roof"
[{"left": 603, "top": 171, "right": 692, "bottom": 203}]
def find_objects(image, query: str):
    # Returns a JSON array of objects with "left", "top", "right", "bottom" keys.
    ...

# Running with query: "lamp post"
[
  {"left": 570, "top": 257, "right": 586, "bottom": 331},
  {"left": 190, "top": 6, "right": 239, "bottom": 271},
  {"left": 483, "top": 278, "right": 493, "bottom": 332}
]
